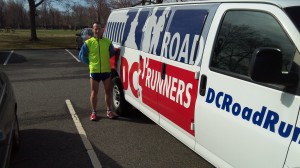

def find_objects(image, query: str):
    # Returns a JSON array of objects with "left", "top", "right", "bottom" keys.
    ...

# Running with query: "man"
[{"left": 79, "top": 22, "right": 117, "bottom": 121}]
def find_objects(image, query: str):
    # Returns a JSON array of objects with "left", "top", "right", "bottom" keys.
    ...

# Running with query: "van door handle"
[
  {"left": 200, "top": 75, "right": 207, "bottom": 96},
  {"left": 161, "top": 63, "right": 166, "bottom": 80}
]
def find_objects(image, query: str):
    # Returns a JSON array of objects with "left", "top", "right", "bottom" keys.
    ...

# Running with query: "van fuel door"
[{"left": 199, "top": 75, "right": 207, "bottom": 96}]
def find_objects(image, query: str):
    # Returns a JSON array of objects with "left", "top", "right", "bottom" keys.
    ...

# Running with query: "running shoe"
[
  {"left": 107, "top": 111, "right": 118, "bottom": 119},
  {"left": 90, "top": 112, "right": 97, "bottom": 121}
]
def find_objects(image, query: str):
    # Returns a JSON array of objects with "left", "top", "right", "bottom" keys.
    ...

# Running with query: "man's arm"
[
  {"left": 109, "top": 43, "right": 115, "bottom": 58},
  {"left": 78, "top": 43, "right": 89, "bottom": 64}
]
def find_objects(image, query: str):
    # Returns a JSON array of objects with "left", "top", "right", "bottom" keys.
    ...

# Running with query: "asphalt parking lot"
[{"left": 0, "top": 49, "right": 214, "bottom": 168}]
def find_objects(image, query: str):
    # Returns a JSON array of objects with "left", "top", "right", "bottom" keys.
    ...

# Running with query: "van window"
[
  {"left": 104, "top": 9, "right": 150, "bottom": 47},
  {"left": 122, "top": 9, "right": 150, "bottom": 50},
  {"left": 211, "top": 10, "right": 296, "bottom": 76},
  {"left": 162, "top": 9, "right": 207, "bottom": 64},
  {"left": 141, "top": 7, "right": 171, "bottom": 55},
  {"left": 105, "top": 21, "right": 124, "bottom": 44}
]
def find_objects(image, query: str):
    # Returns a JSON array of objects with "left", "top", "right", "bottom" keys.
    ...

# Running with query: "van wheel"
[{"left": 111, "top": 77, "right": 130, "bottom": 116}]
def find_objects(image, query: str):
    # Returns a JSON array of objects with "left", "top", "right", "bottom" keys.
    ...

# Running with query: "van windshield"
[{"left": 285, "top": 6, "right": 300, "bottom": 32}]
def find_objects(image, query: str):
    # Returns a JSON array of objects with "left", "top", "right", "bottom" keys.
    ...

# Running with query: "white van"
[{"left": 104, "top": 0, "right": 300, "bottom": 167}]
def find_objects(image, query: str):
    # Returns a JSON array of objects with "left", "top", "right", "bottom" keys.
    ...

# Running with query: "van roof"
[
  {"left": 130, "top": 0, "right": 299, "bottom": 9},
  {"left": 190, "top": 0, "right": 299, "bottom": 8}
]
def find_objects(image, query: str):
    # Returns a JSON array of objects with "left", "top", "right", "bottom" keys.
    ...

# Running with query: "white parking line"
[
  {"left": 65, "top": 99, "right": 102, "bottom": 168},
  {"left": 3, "top": 50, "right": 14, "bottom": 65},
  {"left": 65, "top": 49, "right": 80, "bottom": 62}
]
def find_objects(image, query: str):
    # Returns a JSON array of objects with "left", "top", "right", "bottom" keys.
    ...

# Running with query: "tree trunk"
[
  {"left": 97, "top": 1, "right": 101, "bottom": 23},
  {"left": 28, "top": 0, "right": 44, "bottom": 41},
  {"left": 28, "top": 0, "right": 39, "bottom": 41}
]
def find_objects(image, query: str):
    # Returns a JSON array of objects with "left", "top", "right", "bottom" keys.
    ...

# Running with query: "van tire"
[{"left": 111, "top": 77, "right": 130, "bottom": 116}]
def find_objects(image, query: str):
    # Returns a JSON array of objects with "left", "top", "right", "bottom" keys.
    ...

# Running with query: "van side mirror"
[{"left": 249, "top": 47, "right": 298, "bottom": 86}]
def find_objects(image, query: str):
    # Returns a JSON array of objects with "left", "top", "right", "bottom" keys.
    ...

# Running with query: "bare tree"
[
  {"left": 39, "top": 1, "right": 50, "bottom": 28},
  {"left": 109, "top": 0, "right": 137, "bottom": 8},
  {"left": 0, "top": 0, "right": 184, "bottom": 37},
  {"left": 71, "top": 4, "right": 91, "bottom": 29},
  {"left": 27, "top": 0, "right": 71, "bottom": 41},
  {"left": 85, "top": 0, "right": 111, "bottom": 25},
  {"left": 131, "top": 0, "right": 163, "bottom": 6},
  {"left": 4, "top": 1, "right": 27, "bottom": 29},
  {"left": 86, "top": 0, "right": 103, "bottom": 23},
  {"left": 28, "top": 0, "right": 45, "bottom": 41},
  {"left": 0, "top": 0, "right": 6, "bottom": 28}
]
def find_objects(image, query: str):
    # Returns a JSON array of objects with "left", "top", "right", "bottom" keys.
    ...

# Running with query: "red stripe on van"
[{"left": 139, "top": 57, "right": 198, "bottom": 136}]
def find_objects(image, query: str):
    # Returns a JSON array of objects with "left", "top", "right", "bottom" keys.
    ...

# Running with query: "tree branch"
[
  {"left": 35, "top": 0, "right": 45, "bottom": 8},
  {"left": 132, "top": 1, "right": 157, "bottom": 7}
]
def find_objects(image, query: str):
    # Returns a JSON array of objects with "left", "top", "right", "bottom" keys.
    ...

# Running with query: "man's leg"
[
  {"left": 103, "top": 77, "right": 112, "bottom": 111},
  {"left": 90, "top": 78, "right": 99, "bottom": 112},
  {"left": 103, "top": 77, "right": 117, "bottom": 119}
]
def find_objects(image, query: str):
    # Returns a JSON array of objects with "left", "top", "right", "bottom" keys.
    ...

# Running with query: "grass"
[{"left": 0, "top": 29, "right": 79, "bottom": 50}]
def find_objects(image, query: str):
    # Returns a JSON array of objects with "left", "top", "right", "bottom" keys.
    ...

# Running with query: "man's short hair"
[{"left": 93, "top": 22, "right": 102, "bottom": 28}]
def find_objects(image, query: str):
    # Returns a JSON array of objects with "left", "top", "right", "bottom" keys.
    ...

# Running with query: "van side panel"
[{"left": 105, "top": 1, "right": 300, "bottom": 168}]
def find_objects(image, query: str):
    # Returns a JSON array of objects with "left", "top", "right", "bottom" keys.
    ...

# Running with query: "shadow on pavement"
[
  {"left": 0, "top": 51, "right": 27, "bottom": 65},
  {"left": 11, "top": 129, "right": 121, "bottom": 168},
  {"left": 75, "top": 104, "right": 155, "bottom": 125}
]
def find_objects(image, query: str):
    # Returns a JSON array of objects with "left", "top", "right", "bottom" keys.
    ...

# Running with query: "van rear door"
[{"left": 194, "top": 3, "right": 300, "bottom": 168}]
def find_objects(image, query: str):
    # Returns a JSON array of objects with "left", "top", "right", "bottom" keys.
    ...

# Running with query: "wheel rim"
[{"left": 113, "top": 84, "right": 120, "bottom": 108}]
